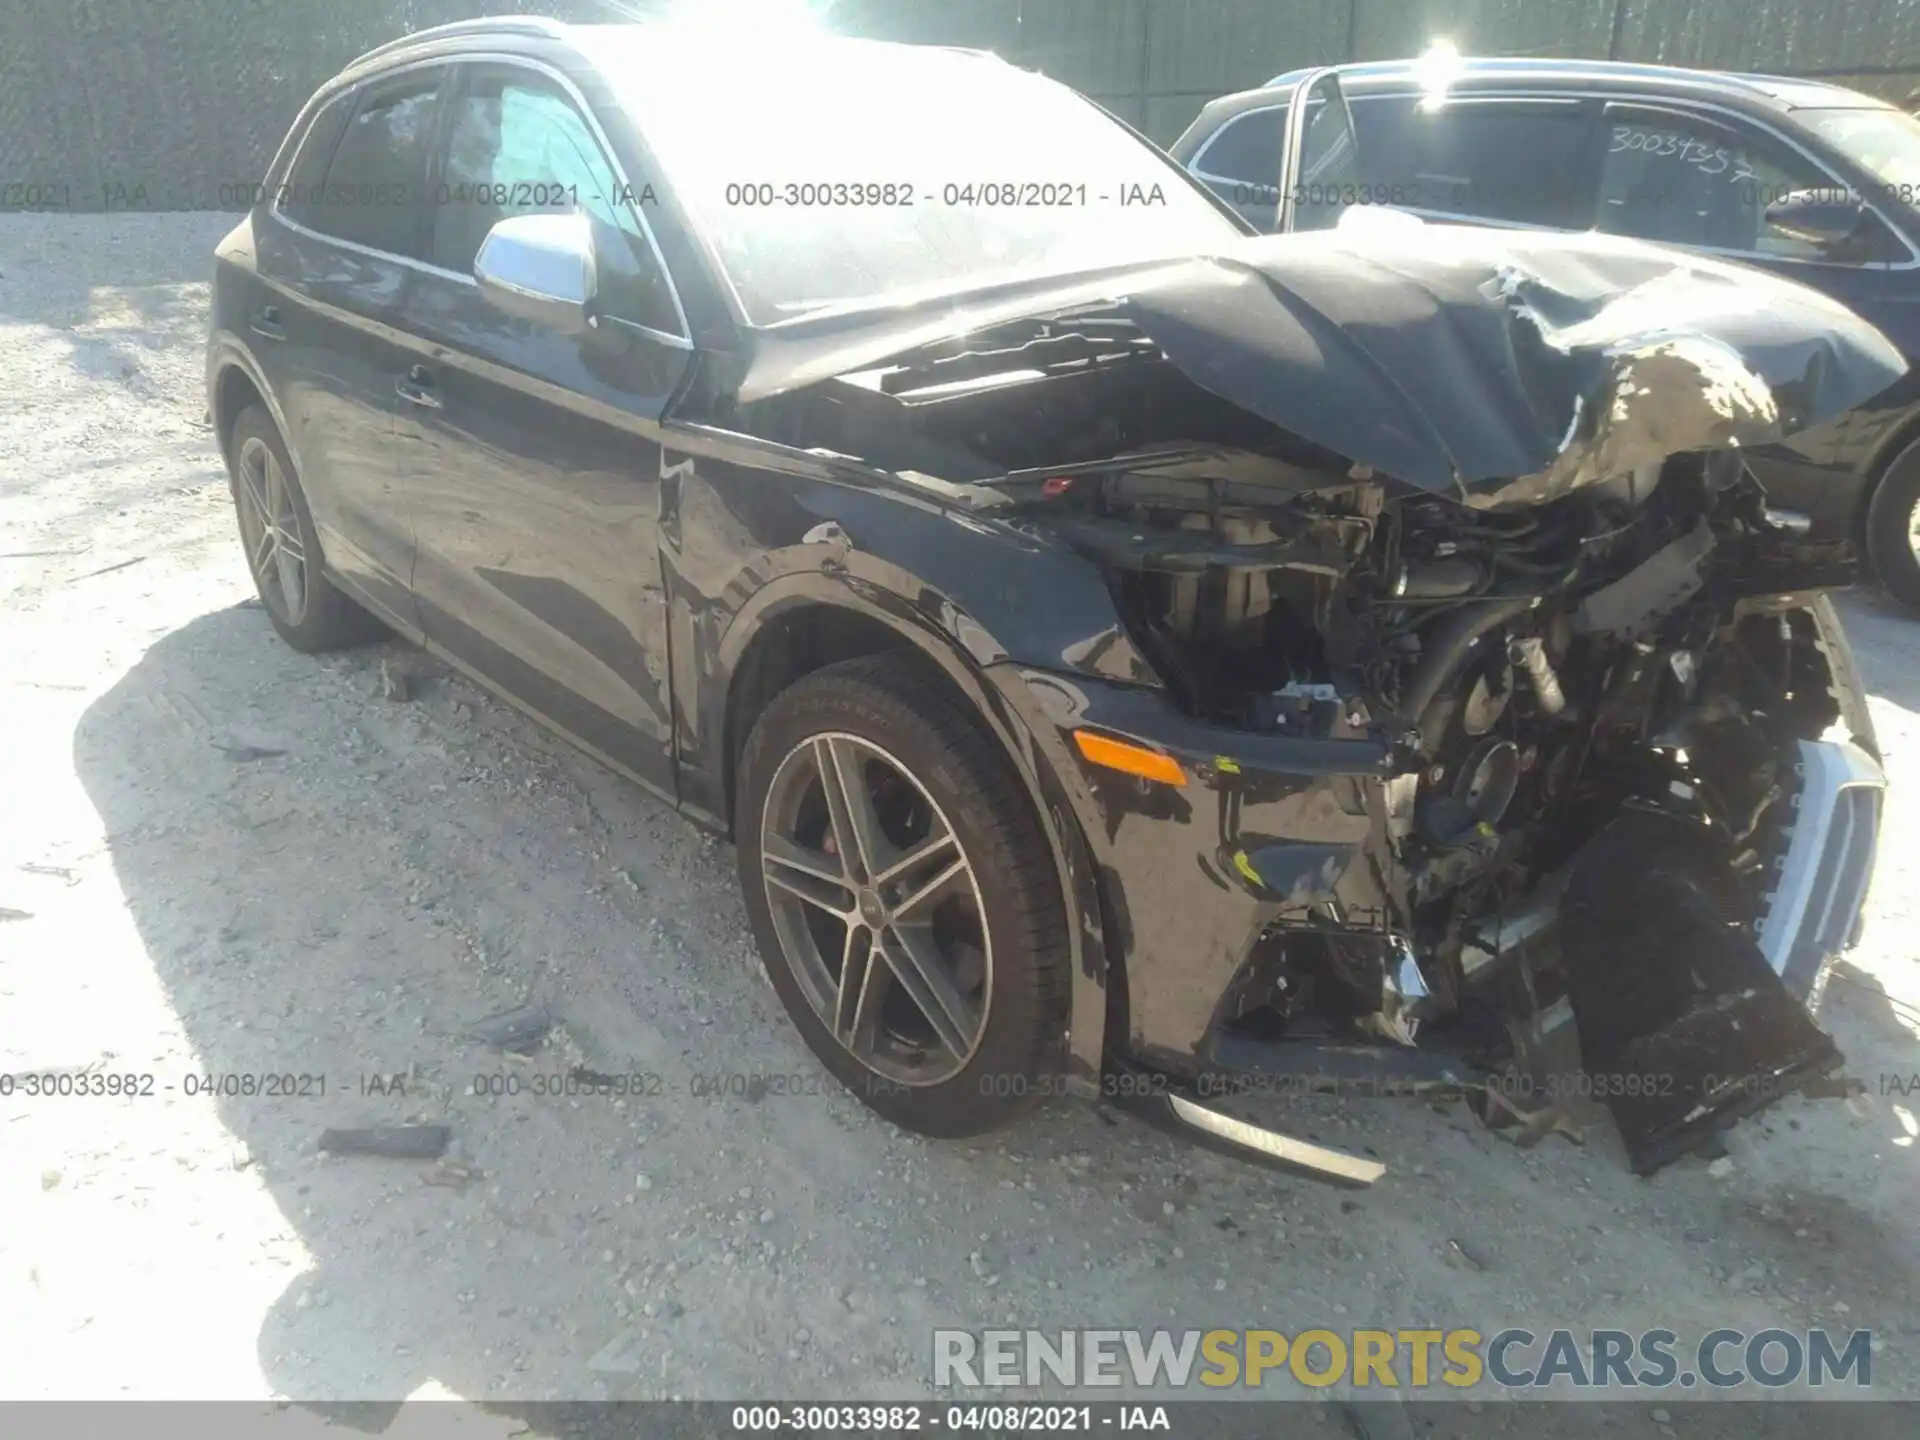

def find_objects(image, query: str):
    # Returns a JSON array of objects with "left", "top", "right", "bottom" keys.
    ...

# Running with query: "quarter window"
[
  {"left": 302, "top": 76, "right": 440, "bottom": 257},
  {"left": 431, "top": 72, "right": 681, "bottom": 335},
  {"left": 1195, "top": 107, "right": 1286, "bottom": 187},
  {"left": 279, "top": 93, "right": 352, "bottom": 226}
]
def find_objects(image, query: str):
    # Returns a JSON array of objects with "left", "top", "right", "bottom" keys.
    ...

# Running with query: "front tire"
[
  {"left": 734, "top": 655, "right": 1070, "bottom": 1138},
  {"left": 1866, "top": 440, "right": 1920, "bottom": 617},
  {"left": 225, "top": 404, "right": 384, "bottom": 652}
]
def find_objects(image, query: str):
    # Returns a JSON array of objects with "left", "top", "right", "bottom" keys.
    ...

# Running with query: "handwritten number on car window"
[{"left": 1610, "top": 125, "right": 1750, "bottom": 180}]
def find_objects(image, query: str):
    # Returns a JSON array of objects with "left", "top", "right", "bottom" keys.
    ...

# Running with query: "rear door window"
[
  {"left": 302, "top": 71, "right": 443, "bottom": 257},
  {"left": 1357, "top": 98, "right": 1595, "bottom": 228}
]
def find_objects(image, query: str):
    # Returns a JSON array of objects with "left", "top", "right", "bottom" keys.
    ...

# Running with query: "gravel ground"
[{"left": 5, "top": 213, "right": 1920, "bottom": 1429}]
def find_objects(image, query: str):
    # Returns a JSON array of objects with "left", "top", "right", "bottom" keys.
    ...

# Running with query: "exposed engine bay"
[
  {"left": 718, "top": 222, "right": 1899, "bottom": 1173},
  {"left": 1071, "top": 448, "right": 1869, "bottom": 1166}
]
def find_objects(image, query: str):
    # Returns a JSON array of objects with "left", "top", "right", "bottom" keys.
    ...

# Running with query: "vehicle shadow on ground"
[
  {"left": 71, "top": 605, "right": 1920, "bottom": 1431},
  {"left": 72, "top": 605, "right": 1218, "bottom": 1412}
]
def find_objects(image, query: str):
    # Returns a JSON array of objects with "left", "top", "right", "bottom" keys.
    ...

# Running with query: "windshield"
[
  {"left": 594, "top": 36, "right": 1242, "bottom": 325},
  {"left": 1796, "top": 105, "right": 1920, "bottom": 195}
]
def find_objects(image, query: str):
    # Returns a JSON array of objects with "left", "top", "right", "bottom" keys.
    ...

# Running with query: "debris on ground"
[
  {"left": 466, "top": 1001, "right": 552, "bottom": 1053},
  {"left": 378, "top": 658, "right": 412, "bottom": 703},
  {"left": 210, "top": 741, "right": 286, "bottom": 762},
  {"left": 585, "top": 1334, "right": 645, "bottom": 1374},
  {"left": 317, "top": 1125, "right": 452, "bottom": 1160},
  {"left": 423, "top": 1161, "right": 476, "bottom": 1190},
  {"left": 1474, "top": 1084, "right": 1587, "bottom": 1148}
]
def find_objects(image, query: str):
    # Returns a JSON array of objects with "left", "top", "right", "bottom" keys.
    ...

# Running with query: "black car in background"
[
  {"left": 1174, "top": 57, "right": 1920, "bottom": 613},
  {"left": 210, "top": 19, "right": 1897, "bottom": 1181}
]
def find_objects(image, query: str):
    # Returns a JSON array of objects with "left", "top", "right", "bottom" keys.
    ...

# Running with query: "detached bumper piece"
[
  {"left": 1104, "top": 1067, "right": 1388, "bottom": 1188},
  {"left": 1166, "top": 1094, "right": 1386, "bottom": 1188},
  {"left": 1558, "top": 798, "right": 1855, "bottom": 1176}
]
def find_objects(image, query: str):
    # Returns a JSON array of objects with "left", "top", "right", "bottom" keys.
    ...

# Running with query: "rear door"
[
  {"left": 257, "top": 66, "right": 445, "bottom": 631},
  {"left": 394, "top": 59, "right": 692, "bottom": 799}
]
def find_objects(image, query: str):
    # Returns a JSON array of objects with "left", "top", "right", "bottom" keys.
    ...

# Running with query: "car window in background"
[
  {"left": 1193, "top": 106, "right": 1286, "bottom": 192},
  {"left": 597, "top": 38, "right": 1242, "bottom": 324},
  {"left": 431, "top": 72, "right": 681, "bottom": 334},
  {"left": 1359, "top": 100, "right": 1592, "bottom": 227},
  {"left": 1796, "top": 105, "right": 1920, "bottom": 196},
  {"left": 1598, "top": 110, "right": 1898, "bottom": 260},
  {"left": 305, "top": 76, "right": 440, "bottom": 257}
]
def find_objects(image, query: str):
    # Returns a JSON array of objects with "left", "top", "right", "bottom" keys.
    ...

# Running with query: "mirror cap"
[
  {"left": 1764, "top": 187, "right": 1868, "bottom": 249},
  {"left": 474, "top": 211, "right": 597, "bottom": 334}
]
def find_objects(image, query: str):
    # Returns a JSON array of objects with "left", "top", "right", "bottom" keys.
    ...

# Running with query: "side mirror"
[
  {"left": 1764, "top": 188, "right": 1869, "bottom": 251},
  {"left": 474, "top": 211, "right": 597, "bottom": 334}
]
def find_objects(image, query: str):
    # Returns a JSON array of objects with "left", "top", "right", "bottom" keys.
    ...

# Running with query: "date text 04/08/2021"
[{"left": 729, "top": 1404, "right": 1169, "bottom": 1433}]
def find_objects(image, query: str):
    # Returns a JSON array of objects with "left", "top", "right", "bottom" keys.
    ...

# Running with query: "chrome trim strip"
[
  {"left": 1167, "top": 1094, "right": 1386, "bottom": 1185},
  {"left": 267, "top": 50, "right": 694, "bottom": 345},
  {"left": 1756, "top": 738, "right": 1887, "bottom": 1001}
]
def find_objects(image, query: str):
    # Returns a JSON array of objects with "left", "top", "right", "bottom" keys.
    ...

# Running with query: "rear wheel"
[
  {"left": 734, "top": 655, "right": 1069, "bottom": 1137},
  {"left": 1866, "top": 439, "right": 1920, "bottom": 617},
  {"left": 225, "top": 405, "right": 384, "bottom": 652}
]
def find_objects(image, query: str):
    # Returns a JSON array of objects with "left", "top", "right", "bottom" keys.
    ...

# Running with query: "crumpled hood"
[{"left": 737, "top": 218, "right": 1907, "bottom": 504}]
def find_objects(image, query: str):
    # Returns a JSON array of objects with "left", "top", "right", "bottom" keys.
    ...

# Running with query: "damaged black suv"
[{"left": 209, "top": 19, "right": 1896, "bottom": 1181}]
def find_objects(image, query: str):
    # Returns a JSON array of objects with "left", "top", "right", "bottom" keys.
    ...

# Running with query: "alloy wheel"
[
  {"left": 235, "top": 435, "right": 308, "bottom": 624},
  {"left": 758, "top": 732, "right": 992, "bottom": 1085}
]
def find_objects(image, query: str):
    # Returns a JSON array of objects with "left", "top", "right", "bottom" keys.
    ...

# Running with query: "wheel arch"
[
  {"left": 1851, "top": 401, "right": 1920, "bottom": 549},
  {"left": 708, "top": 576, "right": 1115, "bottom": 1087},
  {"left": 207, "top": 340, "right": 300, "bottom": 473}
]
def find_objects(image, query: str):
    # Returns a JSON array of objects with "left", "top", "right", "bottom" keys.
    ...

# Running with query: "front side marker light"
[{"left": 1071, "top": 730, "right": 1188, "bottom": 787}]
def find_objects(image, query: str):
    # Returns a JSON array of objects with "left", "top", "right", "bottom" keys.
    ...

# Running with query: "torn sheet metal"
[{"left": 734, "top": 221, "right": 1905, "bottom": 504}]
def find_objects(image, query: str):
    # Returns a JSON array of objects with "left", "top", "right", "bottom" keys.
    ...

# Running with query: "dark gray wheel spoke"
[
  {"left": 814, "top": 736, "right": 885, "bottom": 882},
  {"left": 888, "top": 840, "right": 968, "bottom": 920},
  {"left": 249, "top": 518, "right": 278, "bottom": 576},
  {"left": 273, "top": 544, "right": 304, "bottom": 614},
  {"left": 878, "top": 922, "right": 978, "bottom": 1061},
  {"left": 873, "top": 824, "right": 958, "bottom": 888},
  {"left": 242, "top": 462, "right": 273, "bottom": 534},
  {"left": 832, "top": 924, "right": 884, "bottom": 1050},
  {"left": 762, "top": 834, "right": 853, "bottom": 917}
]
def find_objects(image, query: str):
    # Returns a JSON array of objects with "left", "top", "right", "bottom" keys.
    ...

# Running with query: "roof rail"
[
  {"left": 1263, "top": 54, "right": 1780, "bottom": 98},
  {"left": 348, "top": 15, "right": 572, "bottom": 70}
]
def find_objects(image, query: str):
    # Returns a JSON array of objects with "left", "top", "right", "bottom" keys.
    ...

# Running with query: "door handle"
[
  {"left": 396, "top": 365, "right": 441, "bottom": 409},
  {"left": 250, "top": 304, "right": 285, "bottom": 340}
]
